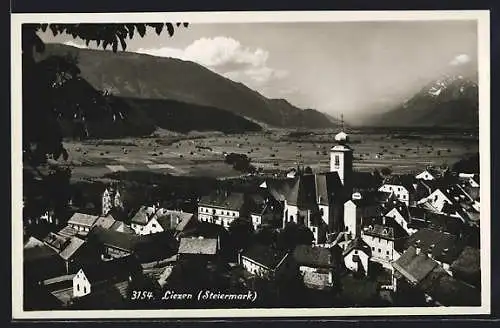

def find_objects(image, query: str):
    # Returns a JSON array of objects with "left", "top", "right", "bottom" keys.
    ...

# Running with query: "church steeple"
[{"left": 331, "top": 113, "right": 353, "bottom": 186}]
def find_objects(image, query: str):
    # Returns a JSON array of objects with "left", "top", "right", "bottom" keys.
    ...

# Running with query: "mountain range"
[
  {"left": 36, "top": 43, "right": 340, "bottom": 137},
  {"left": 368, "top": 74, "right": 479, "bottom": 128}
]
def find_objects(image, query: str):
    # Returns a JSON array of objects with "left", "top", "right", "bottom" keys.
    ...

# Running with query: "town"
[{"left": 23, "top": 125, "right": 481, "bottom": 310}]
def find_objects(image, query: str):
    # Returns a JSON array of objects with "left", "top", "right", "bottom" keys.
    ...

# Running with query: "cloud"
[
  {"left": 136, "top": 36, "right": 287, "bottom": 86},
  {"left": 449, "top": 54, "right": 471, "bottom": 66}
]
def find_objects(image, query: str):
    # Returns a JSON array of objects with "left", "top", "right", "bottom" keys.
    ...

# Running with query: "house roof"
[
  {"left": 59, "top": 236, "right": 86, "bottom": 261},
  {"left": 87, "top": 226, "right": 139, "bottom": 252},
  {"left": 262, "top": 178, "right": 296, "bottom": 202},
  {"left": 362, "top": 216, "right": 409, "bottom": 241},
  {"left": 68, "top": 213, "right": 99, "bottom": 227},
  {"left": 383, "top": 174, "right": 417, "bottom": 191},
  {"left": 178, "top": 237, "right": 218, "bottom": 255},
  {"left": 408, "top": 207, "right": 465, "bottom": 235},
  {"left": 343, "top": 237, "right": 372, "bottom": 257},
  {"left": 293, "top": 245, "right": 335, "bottom": 268},
  {"left": 286, "top": 174, "right": 318, "bottom": 210},
  {"left": 130, "top": 205, "right": 157, "bottom": 225},
  {"left": 24, "top": 236, "right": 45, "bottom": 249},
  {"left": 109, "top": 221, "right": 135, "bottom": 234},
  {"left": 315, "top": 172, "right": 343, "bottom": 205},
  {"left": 175, "top": 212, "right": 197, "bottom": 232},
  {"left": 93, "top": 215, "right": 117, "bottom": 230},
  {"left": 199, "top": 191, "right": 245, "bottom": 211},
  {"left": 79, "top": 256, "right": 141, "bottom": 284},
  {"left": 405, "top": 228, "right": 463, "bottom": 264},
  {"left": 392, "top": 246, "right": 438, "bottom": 285},
  {"left": 72, "top": 280, "right": 129, "bottom": 309},
  {"left": 242, "top": 244, "right": 288, "bottom": 270},
  {"left": 43, "top": 232, "right": 71, "bottom": 252},
  {"left": 352, "top": 171, "right": 383, "bottom": 190},
  {"left": 418, "top": 265, "right": 481, "bottom": 306}
]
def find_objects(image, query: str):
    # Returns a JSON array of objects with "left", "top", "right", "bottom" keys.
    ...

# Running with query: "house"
[
  {"left": 407, "top": 206, "right": 465, "bottom": 237},
  {"left": 67, "top": 212, "right": 99, "bottom": 236},
  {"left": 109, "top": 220, "right": 135, "bottom": 234},
  {"left": 415, "top": 167, "right": 442, "bottom": 181},
  {"left": 292, "top": 245, "right": 341, "bottom": 290},
  {"left": 259, "top": 177, "right": 296, "bottom": 204},
  {"left": 239, "top": 244, "right": 289, "bottom": 280},
  {"left": 173, "top": 212, "right": 198, "bottom": 239},
  {"left": 72, "top": 255, "right": 141, "bottom": 298},
  {"left": 419, "top": 186, "right": 476, "bottom": 224},
  {"left": 391, "top": 246, "right": 439, "bottom": 291},
  {"left": 383, "top": 199, "right": 418, "bottom": 235},
  {"left": 417, "top": 265, "right": 481, "bottom": 306},
  {"left": 129, "top": 204, "right": 166, "bottom": 235},
  {"left": 92, "top": 214, "right": 117, "bottom": 230},
  {"left": 342, "top": 237, "right": 371, "bottom": 276},
  {"left": 198, "top": 191, "right": 245, "bottom": 228},
  {"left": 404, "top": 228, "right": 464, "bottom": 274},
  {"left": 378, "top": 174, "right": 417, "bottom": 206},
  {"left": 87, "top": 227, "right": 178, "bottom": 263},
  {"left": 361, "top": 216, "right": 408, "bottom": 271},
  {"left": 101, "top": 184, "right": 124, "bottom": 216},
  {"left": 343, "top": 191, "right": 391, "bottom": 240},
  {"left": 243, "top": 193, "right": 282, "bottom": 230},
  {"left": 24, "top": 244, "right": 67, "bottom": 284},
  {"left": 177, "top": 236, "right": 220, "bottom": 261}
]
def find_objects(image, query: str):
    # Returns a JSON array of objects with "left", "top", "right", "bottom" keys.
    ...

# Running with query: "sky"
[{"left": 38, "top": 20, "right": 478, "bottom": 122}]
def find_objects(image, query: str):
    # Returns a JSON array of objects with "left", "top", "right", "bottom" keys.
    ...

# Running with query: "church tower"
[{"left": 330, "top": 114, "right": 353, "bottom": 187}]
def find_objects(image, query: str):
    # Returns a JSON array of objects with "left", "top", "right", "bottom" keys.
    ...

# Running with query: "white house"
[
  {"left": 198, "top": 191, "right": 245, "bottom": 228},
  {"left": 67, "top": 213, "right": 99, "bottom": 236},
  {"left": 378, "top": 174, "right": 417, "bottom": 206},
  {"left": 129, "top": 204, "right": 167, "bottom": 235},
  {"left": 343, "top": 237, "right": 371, "bottom": 276},
  {"left": 383, "top": 201, "right": 418, "bottom": 235},
  {"left": 415, "top": 168, "right": 442, "bottom": 181},
  {"left": 239, "top": 244, "right": 289, "bottom": 280}
]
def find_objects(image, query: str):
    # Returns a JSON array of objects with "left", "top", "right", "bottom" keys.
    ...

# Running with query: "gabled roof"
[
  {"left": 79, "top": 256, "right": 141, "bottom": 284},
  {"left": 92, "top": 215, "right": 117, "bottom": 230},
  {"left": 109, "top": 221, "right": 135, "bottom": 234},
  {"left": 261, "top": 178, "right": 296, "bottom": 202},
  {"left": 24, "top": 236, "right": 45, "bottom": 249},
  {"left": 343, "top": 237, "right": 372, "bottom": 257},
  {"left": 130, "top": 205, "right": 157, "bottom": 225},
  {"left": 199, "top": 191, "right": 245, "bottom": 211},
  {"left": 175, "top": 212, "right": 197, "bottom": 232},
  {"left": 68, "top": 213, "right": 99, "bottom": 227},
  {"left": 286, "top": 174, "right": 319, "bottom": 210},
  {"left": 404, "top": 228, "right": 463, "bottom": 264},
  {"left": 392, "top": 246, "right": 438, "bottom": 285},
  {"left": 178, "top": 237, "right": 218, "bottom": 255},
  {"left": 352, "top": 171, "right": 383, "bottom": 190},
  {"left": 43, "top": 233, "right": 71, "bottom": 252},
  {"left": 382, "top": 174, "right": 417, "bottom": 192},
  {"left": 315, "top": 172, "right": 343, "bottom": 205},
  {"left": 362, "top": 216, "right": 409, "bottom": 241},
  {"left": 242, "top": 244, "right": 288, "bottom": 270},
  {"left": 293, "top": 245, "right": 335, "bottom": 268},
  {"left": 59, "top": 236, "right": 86, "bottom": 261}
]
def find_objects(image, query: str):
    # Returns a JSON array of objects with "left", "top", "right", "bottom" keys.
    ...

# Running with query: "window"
[
  {"left": 386, "top": 250, "right": 390, "bottom": 255},
  {"left": 378, "top": 248, "right": 381, "bottom": 253},
  {"left": 84, "top": 286, "right": 87, "bottom": 293},
  {"left": 334, "top": 155, "right": 340, "bottom": 167},
  {"left": 152, "top": 223, "right": 156, "bottom": 228},
  {"left": 77, "top": 284, "right": 80, "bottom": 291},
  {"left": 372, "top": 247, "right": 375, "bottom": 251}
]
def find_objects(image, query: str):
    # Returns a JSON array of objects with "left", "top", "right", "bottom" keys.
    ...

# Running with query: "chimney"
[{"left": 415, "top": 247, "right": 421, "bottom": 255}]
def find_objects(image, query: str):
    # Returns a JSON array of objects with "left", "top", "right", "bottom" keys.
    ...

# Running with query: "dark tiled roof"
[
  {"left": 303, "top": 271, "right": 332, "bottom": 289},
  {"left": 418, "top": 265, "right": 481, "bottom": 306},
  {"left": 88, "top": 226, "right": 138, "bottom": 252},
  {"left": 293, "top": 245, "right": 335, "bottom": 268},
  {"left": 109, "top": 221, "right": 135, "bottom": 234},
  {"left": 199, "top": 191, "right": 245, "bottom": 211},
  {"left": 242, "top": 244, "right": 288, "bottom": 270},
  {"left": 343, "top": 237, "right": 372, "bottom": 257},
  {"left": 262, "top": 178, "right": 296, "bottom": 202},
  {"left": 178, "top": 237, "right": 218, "bottom": 255},
  {"left": 79, "top": 256, "right": 141, "bottom": 284},
  {"left": 43, "top": 232, "right": 71, "bottom": 252},
  {"left": 392, "top": 246, "right": 438, "bottom": 285},
  {"left": 362, "top": 217, "right": 409, "bottom": 241},
  {"left": 175, "top": 212, "right": 197, "bottom": 232},
  {"left": 404, "top": 228, "right": 463, "bottom": 264},
  {"left": 352, "top": 171, "right": 383, "bottom": 190},
  {"left": 286, "top": 174, "right": 318, "bottom": 210},
  {"left": 408, "top": 207, "right": 465, "bottom": 235}
]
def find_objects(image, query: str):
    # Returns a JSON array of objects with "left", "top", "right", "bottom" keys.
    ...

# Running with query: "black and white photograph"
[{"left": 11, "top": 10, "right": 490, "bottom": 318}]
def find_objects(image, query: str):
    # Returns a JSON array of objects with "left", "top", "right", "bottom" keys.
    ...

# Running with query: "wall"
[
  {"left": 361, "top": 232, "right": 395, "bottom": 270},
  {"left": 139, "top": 217, "right": 166, "bottom": 235},
  {"left": 379, "top": 184, "right": 410, "bottom": 206},
  {"left": 241, "top": 257, "right": 270, "bottom": 278},
  {"left": 344, "top": 249, "right": 369, "bottom": 275},
  {"left": 73, "top": 270, "right": 91, "bottom": 298},
  {"left": 343, "top": 201, "right": 357, "bottom": 239},
  {"left": 416, "top": 171, "right": 435, "bottom": 181},
  {"left": 198, "top": 206, "right": 239, "bottom": 228}
]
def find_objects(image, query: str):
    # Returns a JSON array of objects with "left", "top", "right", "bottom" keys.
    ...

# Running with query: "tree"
[
  {"left": 276, "top": 222, "right": 314, "bottom": 251},
  {"left": 380, "top": 167, "right": 392, "bottom": 177},
  {"left": 227, "top": 217, "right": 255, "bottom": 255}
]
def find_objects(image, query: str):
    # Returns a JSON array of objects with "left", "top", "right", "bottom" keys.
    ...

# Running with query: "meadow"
[{"left": 60, "top": 128, "right": 479, "bottom": 181}]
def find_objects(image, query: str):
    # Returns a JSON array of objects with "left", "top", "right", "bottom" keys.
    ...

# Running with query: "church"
[{"left": 282, "top": 123, "right": 383, "bottom": 244}]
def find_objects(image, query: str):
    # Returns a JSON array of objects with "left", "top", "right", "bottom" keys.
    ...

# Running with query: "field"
[{"left": 58, "top": 128, "right": 479, "bottom": 181}]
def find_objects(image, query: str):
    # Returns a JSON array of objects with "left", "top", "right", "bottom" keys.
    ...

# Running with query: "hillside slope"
[
  {"left": 369, "top": 75, "right": 479, "bottom": 128},
  {"left": 38, "top": 43, "right": 337, "bottom": 129}
]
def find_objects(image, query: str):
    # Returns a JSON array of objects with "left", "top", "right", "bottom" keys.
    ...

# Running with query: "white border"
[{"left": 11, "top": 10, "right": 491, "bottom": 319}]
